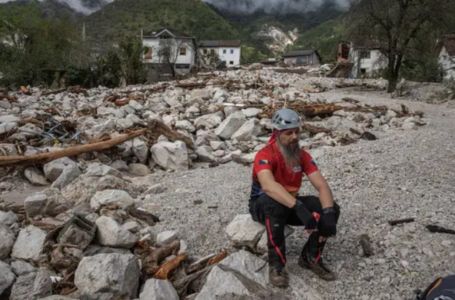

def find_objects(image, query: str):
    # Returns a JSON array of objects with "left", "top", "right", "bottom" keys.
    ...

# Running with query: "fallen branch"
[
  {"left": 153, "top": 254, "right": 187, "bottom": 280},
  {"left": 0, "top": 129, "right": 145, "bottom": 167},
  {"left": 388, "top": 218, "right": 415, "bottom": 226},
  {"left": 426, "top": 225, "right": 455, "bottom": 235},
  {"left": 302, "top": 123, "right": 332, "bottom": 135},
  {"left": 146, "top": 120, "right": 194, "bottom": 149},
  {"left": 134, "top": 240, "right": 181, "bottom": 276},
  {"left": 126, "top": 206, "right": 160, "bottom": 226}
]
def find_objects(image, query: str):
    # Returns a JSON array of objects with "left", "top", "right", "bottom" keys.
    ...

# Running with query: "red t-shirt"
[{"left": 251, "top": 142, "right": 318, "bottom": 197}]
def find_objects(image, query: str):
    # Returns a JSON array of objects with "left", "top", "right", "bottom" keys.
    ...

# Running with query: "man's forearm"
[
  {"left": 263, "top": 181, "right": 296, "bottom": 208},
  {"left": 319, "top": 186, "right": 334, "bottom": 209}
]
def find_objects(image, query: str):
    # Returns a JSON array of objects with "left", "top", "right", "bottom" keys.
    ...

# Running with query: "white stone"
[
  {"left": 24, "top": 192, "right": 48, "bottom": 218},
  {"left": 156, "top": 230, "right": 179, "bottom": 245},
  {"left": 132, "top": 138, "right": 149, "bottom": 163},
  {"left": 150, "top": 141, "right": 189, "bottom": 171},
  {"left": 194, "top": 112, "right": 223, "bottom": 129},
  {"left": 241, "top": 108, "right": 262, "bottom": 118},
  {"left": 0, "top": 211, "right": 18, "bottom": 227},
  {"left": 43, "top": 157, "right": 77, "bottom": 181},
  {"left": 24, "top": 167, "right": 48, "bottom": 186},
  {"left": 74, "top": 253, "right": 140, "bottom": 300},
  {"left": 215, "top": 111, "right": 247, "bottom": 140},
  {"left": 231, "top": 118, "right": 262, "bottom": 141},
  {"left": 225, "top": 214, "right": 265, "bottom": 249},
  {"left": 85, "top": 162, "right": 121, "bottom": 177},
  {"left": 139, "top": 279, "right": 179, "bottom": 300},
  {"left": 96, "top": 216, "right": 138, "bottom": 248},
  {"left": 175, "top": 120, "right": 196, "bottom": 133},
  {"left": 128, "top": 163, "right": 151, "bottom": 176},
  {"left": 12, "top": 225, "right": 47, "bottom": 262},
  {"left": 90, "top": 189, "right": 134, "bottom": 211},
  {"left": 196, "top": 146, "right": 216, "bottom": 162}
]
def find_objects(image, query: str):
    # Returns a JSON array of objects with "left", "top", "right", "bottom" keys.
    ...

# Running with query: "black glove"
[
  {"left": 294, "top": 201, "right": 320, "bottom": 230},
  {"left": 319, "top": 207, "right": 337, "bottom": 237}
]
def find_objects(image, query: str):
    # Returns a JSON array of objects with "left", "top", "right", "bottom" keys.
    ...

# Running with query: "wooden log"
[
  {"left": 0, "top": 129, "right": 146, "bottom": 167},
  {"left": 302, "top": 123, "right": 331, "bottom": 135},
  {"left": 153, "top": 254, "right": 187, "bottom": 280}
]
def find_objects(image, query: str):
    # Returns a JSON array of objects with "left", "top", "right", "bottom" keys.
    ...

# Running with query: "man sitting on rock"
[{"left": 249, "top": 108, "right": 340, "bottom": 288}]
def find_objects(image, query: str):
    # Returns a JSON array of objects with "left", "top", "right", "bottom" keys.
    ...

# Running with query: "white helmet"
[{"left": 271, "top": 108, "right": 301, "bottom": 130}]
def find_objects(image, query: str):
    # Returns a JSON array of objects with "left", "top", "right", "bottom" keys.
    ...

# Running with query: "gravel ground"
[{"left": 139, "top": 89, "right": 455, "bottom": 299}]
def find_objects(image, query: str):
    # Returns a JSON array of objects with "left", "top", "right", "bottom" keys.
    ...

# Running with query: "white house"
[
  {"left": 142, "top": 28, "right": 197, "bottom": 75},
  {"left": 198, "top": 40, "right": 241, "bottom": 68},
  {"left": 335, "top": 41, "right": 388, "bottom": 78},
  {"left": 349, "top": 46, "right": 388, "bottom": 78},
  {"left": 438, "top": 34, "right": 455, "bottom": 81}
]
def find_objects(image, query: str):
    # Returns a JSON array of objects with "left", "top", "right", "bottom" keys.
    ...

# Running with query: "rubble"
[
  {"left": 0, "top": 225, "right": 15, "bottom": 259},
  {"left": 0, "top": 261, "right": 15, "bottom": 295},
  {"left": 139, "top": 278, "right": 179, "bottom": 300},
  {"left": 10, "top": 268, "right": 53, "bottom": 300},
  {"left": 225, "top": 214, "right": 265, "bottom": 250},
  {"left": 95, "top": 216, "right": 139, "bottom": 248},
  {"left": 11, "top": 225, "right": 47, "bottom": 262}
]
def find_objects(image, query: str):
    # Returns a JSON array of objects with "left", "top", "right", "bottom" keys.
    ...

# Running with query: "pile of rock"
[{"left": 0, "top": 68, "right": 426, "bottom": 184}]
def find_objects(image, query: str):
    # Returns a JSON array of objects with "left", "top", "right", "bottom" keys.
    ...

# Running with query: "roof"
[
  {"left": 199, "top": 40, "right": 241, "bottom": 48},
  {"left": 282, "top": 49, "right": 319, "bottom": 58},
  {"left": 441, "top": 34, "right": 455, "bottom": 56},
  {"left": 143, "top": 28, "right": 194, "bottom": 39}
]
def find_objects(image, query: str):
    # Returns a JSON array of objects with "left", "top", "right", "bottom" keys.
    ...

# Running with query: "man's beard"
[{"left": 277, "top": 138, "right": 301, "bottom": 169}]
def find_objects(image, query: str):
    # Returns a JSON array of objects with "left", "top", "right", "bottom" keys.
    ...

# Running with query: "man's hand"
[
  {"left": 294, "top": 201, "right": 320, "bottom": 230},
  {"left": 319, "top": 207, "right": 337, "bottom": 237}
]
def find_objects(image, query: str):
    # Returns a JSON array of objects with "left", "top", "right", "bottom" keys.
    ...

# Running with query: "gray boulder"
[
  {"left": 90, "top": 189, "right": 134, "bottom": 211},
  {"left": 150, "top": 140, "right": 189, "bottom": 171},
  {"left": 194, "top": 112, "right": 223, "bottom": 130},
  {"left": 225, "top": 214, "right": 265, "bottom": 250},
  {"left": 215, "top": 111, "right": 247, "bottom": 140},
  {"left": 128, "top": 163, "right": 151, "bottom": 176},
  {"left": 11, "top": 225, "right": 47, "bottom": 262},
  {"left": 0, "top": 224, "right": 15, "bottom": 259},
  {"left": 132, "top": 138, "right": 149, "bottom": 163},
  {"left": 0, "top": 261, "right": 15, "bottom": 295},
  {"left": 11, "top": 260, "right": 36, "bottom": 276},
  {"left": 24, "top": 193, "right": 48, "bottom": 218},
  {"left": 43, "top": 157, "right": 78, "bottom": 182},
  {"left": 24, "top": 167, "right": 48, "bottom": 186},
  {"left": 10, "top": 269, "right": 52, "bottom": 300},
  {"left": 231, "top": 118, "right": 263, "bottom": 141},
  {"left": 0, "top": 210, "right": 18, "bottom": 227},
  {"left": 139, "top": 279, "right": 179, "bottom": 300},
  {"left": 74, "top": 253, "right": 140, "bottom": 300},
  {"left": 95, "top": 216, "right": 138, "bottom": 248}
]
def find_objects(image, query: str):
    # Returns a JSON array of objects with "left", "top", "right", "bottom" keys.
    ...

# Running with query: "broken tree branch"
[
  {"left": 426, "top": 225, "right": 455, "bottom": 235},
  {"left": 0, "top": 129, "right": 146, "bottom": 167},
  {"left": 153, "top": 254, "right": 187, "bottom": 280},
  {"left": 388, "top": 218, "right": 415, "bottom": 226}
]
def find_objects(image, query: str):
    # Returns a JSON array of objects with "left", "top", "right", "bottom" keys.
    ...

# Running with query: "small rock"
[
  {"left": 90, "top": 189, "right": 134, "bottom": 211},
  {"left": 231, "top": 118, "right": 262, "bottom": 141},
  {"left": 0, "top": 210, "right": 18, "bottom": 227},
  {"left": 24, "top": 167, "right": 48, "bottom": 186},
  {"left": 24, "top": 192, "right": 48, "bottom": 218},
  {"left": 0, "top": 224, "right": 15, "bottom": 259},
  {"left": 0, "top": 261, "right": 15, "bottom": 295},
  {"left": 11, "top": 260, "right": 36, "bottom": 276},
  {"left": 10, "top": 269, "right": 52, "bottom": 300},
  {"left": 150, "top": 140, "right": 189, "bottom": 171},
  {"left": 215, "top": 111, "right": 246, "bottom": 140},
  {"left": 156, "top": 230, "right": 179, "bottom": 245},
  {"left": 85, "top": 162, "right": 121, "bottom": 177},
  {"left": 132, "top": 138, "right": 149, "bottom": 163},
  {"left": 128, "top": 163, "right": 151, "bottom": 176},
  {"left": 43, "top": 157, "right": 78, "bottom": 182},
  {"left": 225, "top": 214, "right": 265, "bottom": 250},
  {"left": 96, "top": 216, "right": 139, "bottom": 248},
  {"left": 139, "top": 278, "right": 179, "bottom": 300}
]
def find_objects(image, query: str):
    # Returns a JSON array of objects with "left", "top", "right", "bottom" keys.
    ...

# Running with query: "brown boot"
[
  {"left": 269, "top": 267, "right": 289, "bottom": 288},
  {"left": 298, "top": 254, "right": 336, "bottom": 281}
]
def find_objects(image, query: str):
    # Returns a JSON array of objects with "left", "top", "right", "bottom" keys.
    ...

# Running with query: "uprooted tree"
[{"left": 349, "top": 0, "right": 451, "bottom": 92}]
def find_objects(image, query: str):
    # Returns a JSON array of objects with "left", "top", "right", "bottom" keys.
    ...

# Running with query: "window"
[
  {"left": 210, "top": 49, "right": 215, "bottom": 55},
  {"left": 144, "top": 47, "right": 153, "bottom": 59},
  {"left": 230, "top": 49, "right": 234, "bottom": 54},
  {"left": 175, "top": 64, "right": 190, "bottom": 69},
  {"left": 203, "top": 49, "right": 208, "bottom": 54},
  {"left": 360, "top": 51, "right": 370, "bottom": 59},
  {"left": 223, "top": 49, "right": 227, "bottom": 54},
  {"left": 179, "top": 47, "right": 186, "bottom": 56},
  {"left": 229, "top": 61, "right": 234, "bottom": 65}
]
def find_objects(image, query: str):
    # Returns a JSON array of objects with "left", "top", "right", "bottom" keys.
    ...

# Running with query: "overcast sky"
[{"left": 0, "top": 0, "right": 351, "bottom": 15}]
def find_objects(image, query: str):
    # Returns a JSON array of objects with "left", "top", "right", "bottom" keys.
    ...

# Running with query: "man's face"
[{"left": 278, "top": 128, "right": 300, "bottom": 147}]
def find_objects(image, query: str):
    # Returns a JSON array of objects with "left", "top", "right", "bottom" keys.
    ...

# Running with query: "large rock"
[
  {"left": 231, "top": 118, "right": 263, "bottom": 141},
  {"left": 0, "top": 224, "right": 15, "bottom": 259},
  {"left": 10, "top": 269, "right": 52, "bottom": 300},
  {"left": 150, "top": 140, "right": 189, "bottom": 171},
  {"left": 11, "top": 260, "right": 36, "bottom": 276},
  {"left": 194, "top": 112, "right": 223, "bottom": 129},
  {"left": 24, "top": 193, "right": 48, "bottom": 218},
  {"left": 156, "top": 230, "right": 179, "bottom": 245},
  {"left": 195, "top": 250, "right": 269, "bottom": 300},
  {"left": 139, "top": 279, "right": 179, "bottom": 300},
  {"left": 96, "top": 216, "right": 138, "bottom": 248},
  {"left": 0, "top": 261, "right": 15, "bottom": 295},
  {"left": 195, "top": 146, "right": 216, "bottom": 163},
  {"left": 225, "top": 214, "right": 265, "bottom": 250},
  {"left": 74, "top": 253, "right": 140, "bottom": 300},
  {"left": 23, "top": 190, "right": 68, "bottom": 218},
  {"left": 90, "top": 189, "right": 134, "bottom": 211},
  {"left": 215, "top": 111, "right": 247, "bottom": 140},
  {"left": 11, "top": 225, "right": 47, "bottom": 262}
]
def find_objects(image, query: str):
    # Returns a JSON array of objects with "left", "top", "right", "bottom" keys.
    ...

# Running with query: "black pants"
[{"left": 249, "top": 194, "right": 340, "bottom": 270}]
